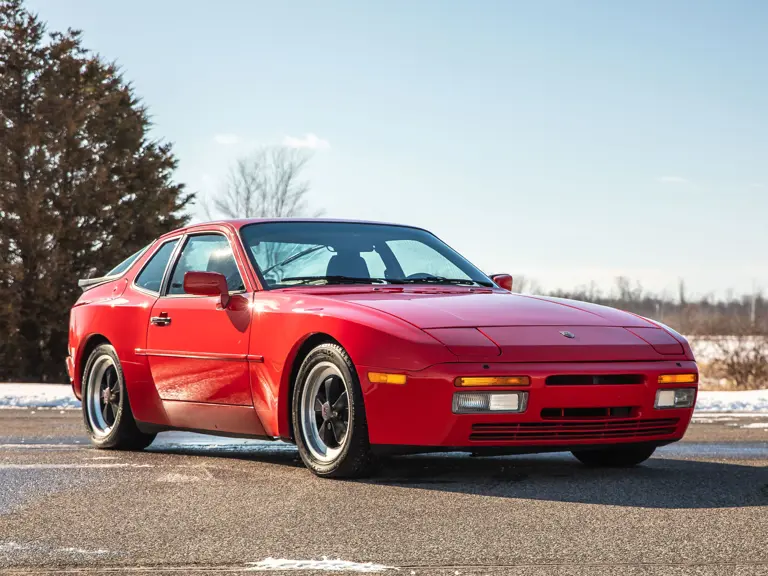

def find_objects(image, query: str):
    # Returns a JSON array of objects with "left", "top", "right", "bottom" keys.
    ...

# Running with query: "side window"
[
  {"left": 134, "top": 240, "right": 179, "bottom": 293},
  {"left": 167, "top": 234, "right": 245, "bottom": 295}
]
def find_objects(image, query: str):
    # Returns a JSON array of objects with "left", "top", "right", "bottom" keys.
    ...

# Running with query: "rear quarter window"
[{"left": 106, "top": 245, "right": 149, "bottom": 276}]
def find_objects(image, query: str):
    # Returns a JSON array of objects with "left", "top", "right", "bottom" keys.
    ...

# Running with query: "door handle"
[{"left": 150, "top": 315, "right": 171, "bottom": 326}]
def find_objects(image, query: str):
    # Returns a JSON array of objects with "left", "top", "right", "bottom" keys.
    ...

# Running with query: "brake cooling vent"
[
  {"left": 469, "top": 418, "right": 680, "bottom": 442},
  {"left": 545, "top": 374, "right": 645, "bottom": 386}
]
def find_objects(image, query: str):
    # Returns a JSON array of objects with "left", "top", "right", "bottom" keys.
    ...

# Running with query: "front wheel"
[
  {"left": 571, "top": 445, "right": 656, "bottom": 467},
  {"left": 292, "top": 343, "right": 373, "bottom": 478},
  {"left": 81, "top": 344, "right": 156, "bottom": 450}
]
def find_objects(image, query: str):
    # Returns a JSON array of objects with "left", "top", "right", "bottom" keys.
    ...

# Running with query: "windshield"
[{"left": 240, "top": 222, "right": 493, "bottom": 288}]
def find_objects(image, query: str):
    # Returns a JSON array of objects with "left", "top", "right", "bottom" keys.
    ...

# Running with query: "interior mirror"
[
  {"left": 490, "top": 274, "right": 513, "bottom": 292},
  {"left": 183, "top": 271, "right": 230, "bottom": 308}
]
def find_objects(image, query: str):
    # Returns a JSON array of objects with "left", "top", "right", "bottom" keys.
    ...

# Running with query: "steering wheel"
[{"left": 405, "top": 272, "right": 438, "bottom": 280}]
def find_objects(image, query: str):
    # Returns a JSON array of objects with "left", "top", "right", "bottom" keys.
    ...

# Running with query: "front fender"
[{"left": 247, "top": 292, "right": 457, "bottom": 438}]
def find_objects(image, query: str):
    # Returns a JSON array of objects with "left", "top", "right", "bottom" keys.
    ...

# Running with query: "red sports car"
[{"left": 68, "top": 219, "right": 698, "bottom": 477}]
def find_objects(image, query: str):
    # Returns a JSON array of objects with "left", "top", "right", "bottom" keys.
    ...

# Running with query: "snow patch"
[
  {"left": 0, "top": 384, "right": 80, "bottom": 409},
  {"left": 691, "top": 412, "right": 766, "bottom": 419},
  {"left": 695, "top": 390, "right": 768, "bottom": 413},
  {"left": 738, "top": 422, "right": 768, "bottom": 429},
  {"left": 688, "top": 335, "right": 766, "bottom": 364},
  {"left": 246, "top": 557, "right": 394, "bottom": 572},
  {"left": 0, "top": 541, "right": 111, "bottom": 556}
]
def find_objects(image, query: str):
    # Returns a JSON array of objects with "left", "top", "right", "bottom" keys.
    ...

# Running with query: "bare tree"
[
  {"left": 510, "top": 275, "right": 543, "bottom": 295},
  {"left": 692, "top": 327, "right": 768, "bottom": 391},
  {"left": 203, "top": 146, "right": 323, "bottom": 272},
  {"left": 204, "top": 146, "right": 318, "bottom": 219}
]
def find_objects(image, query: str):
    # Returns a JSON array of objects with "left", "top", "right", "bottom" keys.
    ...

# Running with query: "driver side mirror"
[
  {"left": 184, "top": 271, "right": 230, "bottom": 308},
  {"left": 490, "top": 274, "right": 513, "bottom": 292}
]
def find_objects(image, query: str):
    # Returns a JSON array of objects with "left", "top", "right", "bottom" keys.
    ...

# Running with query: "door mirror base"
[{"left": 490, "top": 274, "right": 513, "bottom": 292}]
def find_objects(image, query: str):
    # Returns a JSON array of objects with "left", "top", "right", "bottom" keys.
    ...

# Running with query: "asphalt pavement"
[{"left": 0, "top": 410, "right": 766, "bottom": 575}]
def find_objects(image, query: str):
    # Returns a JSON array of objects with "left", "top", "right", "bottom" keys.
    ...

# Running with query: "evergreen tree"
[{"left": 0, "top": 0, "right": 193, "bottom": 381}]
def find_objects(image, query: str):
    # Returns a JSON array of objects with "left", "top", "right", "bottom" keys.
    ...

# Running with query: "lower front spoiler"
[{"left": 371, "top": 439, "right": 680, "bottom": 457}]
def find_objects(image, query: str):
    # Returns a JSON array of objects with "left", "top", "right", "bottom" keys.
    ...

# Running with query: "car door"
[{"left": 145, "top": 231, "right": 254, "bottom": 405}]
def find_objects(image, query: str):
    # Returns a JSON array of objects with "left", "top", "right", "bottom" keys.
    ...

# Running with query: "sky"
[{"left": 26, "top": 0, "right": 768, "bottom": 298}]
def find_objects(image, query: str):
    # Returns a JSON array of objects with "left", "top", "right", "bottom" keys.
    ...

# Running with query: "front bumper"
[{"left": 360, "top": 360, "right": 697, "bottom": 449}]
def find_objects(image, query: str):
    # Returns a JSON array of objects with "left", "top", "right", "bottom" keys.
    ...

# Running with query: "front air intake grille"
[
  {"left": 545, "top": 374, "right": 645, "bottom": 386},
  {"left": 469, "top": 418, "right": 679, "bottom": 442},
  {"left": 540, "top": 406, "right": 635, "bottom": 419}
]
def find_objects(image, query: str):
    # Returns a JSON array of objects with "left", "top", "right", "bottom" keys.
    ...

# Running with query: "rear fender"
[{"left": 70, "top": 285, "right": 169, "bottom": 425}]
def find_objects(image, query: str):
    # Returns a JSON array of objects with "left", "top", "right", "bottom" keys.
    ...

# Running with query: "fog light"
[
  {"left": 452, "top": 392, "right": 528, "bottom": 414},
  {"left": 655, "top": 388, "right": 696, "bottom": 409},
  {"left": 489, "top": 394, "right": 523, "bottom": 411}
]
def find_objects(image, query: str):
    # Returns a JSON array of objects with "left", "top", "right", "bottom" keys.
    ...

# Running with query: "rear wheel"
[
  {"left": 571, "top": 445, "right": 656, "bottom": 467},
  {"left": 82, "top": 344, "right": 156, "bottom": 450},
  {"left": 292, "top": 343, "right": 373, "bottom": 478}
]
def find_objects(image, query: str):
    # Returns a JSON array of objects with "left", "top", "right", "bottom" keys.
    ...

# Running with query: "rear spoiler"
[{"left": 78, "top": 275, "right": 120, "bottom": 291}]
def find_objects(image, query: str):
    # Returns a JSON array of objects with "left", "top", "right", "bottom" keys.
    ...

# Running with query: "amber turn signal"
[
  {"left": 368, "top": 372, "right": 407, "bottom": 385},
  {"left": 658, "top": 374, "right": 697, "bottom": 384},
  {"left": 455, "top": 376, "right": 530, "bottom": 387}
]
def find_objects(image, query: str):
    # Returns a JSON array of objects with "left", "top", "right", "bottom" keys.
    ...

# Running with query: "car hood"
[
  {"left": 320, "top": 289, "right": 686, "bottom": 362},
  {"left": 330, "top": 290, "right": 653, "bottom": 329}
]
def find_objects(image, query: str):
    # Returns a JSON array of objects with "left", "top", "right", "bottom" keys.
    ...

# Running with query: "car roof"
[{"left": 157, "top": 218, "right": 429, "bottom": 240}]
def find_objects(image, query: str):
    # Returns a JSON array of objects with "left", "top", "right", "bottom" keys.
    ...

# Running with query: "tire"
[
  {"left": 571, "top": 445, "right": 656, "bottom": 468},
  {"left": 81, "top": 344, "right": 156, "bottom": 450},
  {"left": 292, "top": 343, "right": 373, "bottom": 478}
]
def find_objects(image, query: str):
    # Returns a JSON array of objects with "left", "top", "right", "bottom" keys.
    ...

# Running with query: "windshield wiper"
[
  {"left": 262, "top": 245, "right": 327, "bottom": 275},
  {"left": 279, "top": 275, "right": 389, "bottom": 286},
  {"left": 389, "top": 276, "right": 494, "bottom": 287}
]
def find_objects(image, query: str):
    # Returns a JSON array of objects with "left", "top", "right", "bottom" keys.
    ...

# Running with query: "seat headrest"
[
  {"left": 206, "top": 249, "right": 239, "bottom": 279},
  {"left": 326, "top": 252, "right": 370, "bottom": 278}
]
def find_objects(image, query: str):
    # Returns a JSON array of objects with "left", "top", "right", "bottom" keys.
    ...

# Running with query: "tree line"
[{"left": 529, "top": 277, "right": 767, "bottom": 336}]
